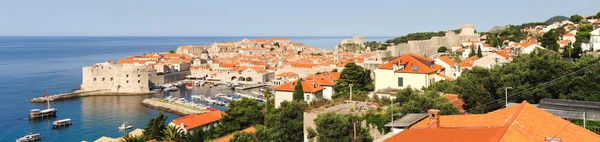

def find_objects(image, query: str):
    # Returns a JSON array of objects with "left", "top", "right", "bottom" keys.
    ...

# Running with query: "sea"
[{"left": 0, "top": 36, "right": 391, "bottom": 141}]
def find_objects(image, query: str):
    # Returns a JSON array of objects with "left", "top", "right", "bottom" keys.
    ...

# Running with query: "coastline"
[
  {"left": 30, "top": 90, "right": 154, "bottom": 103},
  {"left": 140, "top": 98, "right": 210, "bottom": 116}
]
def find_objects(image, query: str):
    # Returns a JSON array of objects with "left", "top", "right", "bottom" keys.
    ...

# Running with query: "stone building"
[
  {"left": 80, "top": 62, "right": 150, "bottom": 93},
  {"left": 340, "top": 36, "right": 365, "bottom": 46},
  {"left": 387, "top": 24, "right": 480, "bottom": 58}
]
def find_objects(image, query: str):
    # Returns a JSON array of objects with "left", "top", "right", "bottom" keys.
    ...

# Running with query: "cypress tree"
[
  {"left": 292, "top": 79, "right": 304, "bottom": 101},
  {"left": 477, "top": 45, "right": 483, "bottom": 58}
]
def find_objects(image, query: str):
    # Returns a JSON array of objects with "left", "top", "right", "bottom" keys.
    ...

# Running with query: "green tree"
[
  {"left": 269, "top": 47, "right": 275, "bottom": 51},
  {"left": 122, "top": 134, "right": 146, "bottom": 142},
  {"left": 333, "top": 62, "right": 374, "bottom": 99},
  {"left": 230, "top": 132, "right": 256, "bottom": 142},
  {"left": 211, "top": 98, "right": 264, "bottom": 139},
  {"left": 274, "top": 42, "right": 280, "bottom": 47},
  {"left": 315, "top": 112, "right": 351, "bottom": 142},
  {"left": 437, "top": 46, "right": 448, "bottom": 52},
  {"left": 169, "top": 50, "right": 175, "bottom": 53},
  {"left": 332, "top": 68, "right": 338, "bottom": 72},
  {"left": 307, "top": 127, "right": 317, "bottom": 142},
  {"left": 263, "top": 88, "right": 274, "bottom": 112},
  {"left": 162, "top": 125, "right": 185, "bottom": 142},
  {"left": 292, "top": 79, "right": 304, "bottom": 101},
  {"left": 258, "top": 101, "right": 306, "bottom": 141},
  {"left": 183, "top": 129, "right": 205, "bottom": 142},
  {"left": 477, "top": 45, "right": 483, "bottom": 58},
  {"left": 143, "top": 112, "right": 168, "bottom": 141},
  {"left": 570, "top": 14, "right": 583, "bottom": 23},
  {"left": 541, "top": 29, "right": 560, "bottom": 51}
]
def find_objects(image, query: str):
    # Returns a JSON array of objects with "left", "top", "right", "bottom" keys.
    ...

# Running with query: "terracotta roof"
[
  {"left": 385, "top": 101, "right": 600, "bottom": 141},
  {"left": 163, "top": 53, "right": 182, "bottom": 58},
  {"left": 212, "top": 126, "right": 256, "bottom": 142},
  {"left": 495, "top": 50, "right": 509, "bottom": 58},
  {"left": 171, "top": 110, "right": 225, "bottom": 130},
  {"left": 459, "top": 56, "right": 478, "bottom": 67},
  {"left": 273, "top": 79, "right": 325, "bottom": 93},
  {"left": 277, "top": 72, "right": 299, "bottom": 78},
  {"left": 254, "top": 39, "right": 267, "bottom": 43},
  {"left": 563, "top": 32, "right": 575, "bottom": 37},
  {"left": 378, "top": 53, "right": 444, "bottom": 74},
  {"left": 218, "top": 42, "right": 235, "bottom": 46},
  {"left": 249, "top": 66, "right": 267, "bottom": 74},
  {"left": 117, "top": 59, "right": 146, "bottom": 64},
  {"left": 442, "top": 94, "right": 464, "bottom": 113},
  {"left": 437, "top": 56, "right": 456, "bottom": 66},
  {"left": 269, "top": 38, "right": 290, "bottom": 41},
  {"left": 436, "top": 73, "right": 454, "bottom": 80},
  {"left": 220, "top": 63, "right": 237, "bottom": 68},
  {"left": 593, "top": 19, "right": 600, "bottom": 24}
]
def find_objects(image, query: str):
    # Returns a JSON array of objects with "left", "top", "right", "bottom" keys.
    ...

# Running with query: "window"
[
  {"left": 126, "top": 80, "right": 129, "bottom": 83},
  {"left": 110, "top": 77, "right": 113, "bottom": 81},
  {"left": 126, "top": 74, "right": 129, "bottom": 77},
  {"left": 397, "top": 77, "right": 403, "bottom": 87},
  {"left": 138, "top": 80, "right": 141, "bottom": 83},
  {"left": 102, "top": 78, "right": 105, "bottom": 81},
  {"left": 93, "top": 78, "right": 97, "bottom": 81},
  {"left": 138, "top": 74, "right": 141, "bottom": 77},
  {"left": 306, "top": 95, "right": 310, "bottom": 100}
]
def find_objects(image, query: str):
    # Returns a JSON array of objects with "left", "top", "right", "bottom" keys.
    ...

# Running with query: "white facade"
[
  {"left": 274, "top": 91, "right": 323, "bottom": 108},
  {"left": 520, "top": 44, "right": 544, "bottom": 54},
  {"left": 589, "top": 28, "right": 600, "bottom": 51},
  {"left": 473, "top": 53, "right": 509, "bottom": 69},
  {"left": 373, "top": 69, "right": 437, "bottom": 91}
]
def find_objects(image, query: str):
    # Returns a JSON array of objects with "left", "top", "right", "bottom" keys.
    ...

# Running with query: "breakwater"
[
  {"left": 30, "top": 90, "right": 154, "bottom": 103},
  {"left": 140, "top": 98, "right": 210, "bottom": 116}
]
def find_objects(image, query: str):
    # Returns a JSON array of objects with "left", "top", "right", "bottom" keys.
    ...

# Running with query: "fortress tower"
[{"left": 459, "top": 24, "right": 476, "bottom": 35}]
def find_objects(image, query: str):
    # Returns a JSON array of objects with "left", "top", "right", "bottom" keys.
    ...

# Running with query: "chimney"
[
  {"left": 427, "top": 109, "right": 441, "bottom": 129},
  {"left": 180, "top": 123, "right": 185, "bottom": 129},
  {"left": 545, "top": 137, "right": 562, "bottom": 142}
]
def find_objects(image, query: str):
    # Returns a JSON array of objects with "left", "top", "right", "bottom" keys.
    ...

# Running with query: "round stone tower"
[{"left": 459, "top": 24, "right": 476, "bottom": 35}]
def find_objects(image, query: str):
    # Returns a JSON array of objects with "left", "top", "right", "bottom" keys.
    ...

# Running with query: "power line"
[{"left": 467, "top": 60, "right": 600, "bottom": 112}]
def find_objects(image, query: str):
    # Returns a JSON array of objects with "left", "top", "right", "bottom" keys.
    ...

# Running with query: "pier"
[
  {"left": 30, "top": 90, "right": 154, "bottom": 103},
  {"left": 234, "top": 84, "right": 267, "bottom": 90},
  {"left": 140, "top": 98, "right": 210, "bottom": 116}
]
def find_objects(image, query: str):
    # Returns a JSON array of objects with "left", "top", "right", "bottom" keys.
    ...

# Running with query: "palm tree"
[
  {"left": 122, "top": 134, "right": 146, "bottom": 142},
  {"left": 162, "top": 125, "right": 184, "bottom": 142}
]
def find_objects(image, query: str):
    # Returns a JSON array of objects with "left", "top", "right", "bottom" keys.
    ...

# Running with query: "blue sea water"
[{"left": 0, "top": 36, "right": 391, "bottom": 141}]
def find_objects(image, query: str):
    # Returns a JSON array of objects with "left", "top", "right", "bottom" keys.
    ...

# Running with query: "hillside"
[{"left": 545, "top": 15, "right": 569, "bottom": 24}]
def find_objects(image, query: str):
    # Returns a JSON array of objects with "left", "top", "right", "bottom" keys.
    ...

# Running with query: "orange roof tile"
[
  {"left": 436, "top": 73, "right": 454, "bottom": 80},
  {"left": 378, "top": 54, "right": 444, "bottom": 74},
  {"left": 495, "top": 50, "right": 509, "bottom": 58},
  {"left": 212, "top": 126, "right": 256, "bottom": 142},
  {"left": 437, "top": 56, "right": 456, "bottom": 66},
  {"left": 459, "top": 56, "right": 478, "bottom": 67},
  {"left": 171, "top": 110, "right": 225, "bottom": 130},
  {"left": 442, "top": 94, "right": 464, "bottom": 113},
  {"left": 385, "top": 101, "right": 600, "bottom": 141},
  {"left": 277, "top": 72, "right": 299, "bottom": 78},
  {"left": 269, "top": 37, "right": 290, "bottom": 42},
  {"left": 593, "top": 19, "right": 600, "bottom": 24},
  {"left": 273, "top": 79, "right": 325, "bottom": 93},
  {"left": 218, "top": 42, "right": 235, "bottom": 46}
]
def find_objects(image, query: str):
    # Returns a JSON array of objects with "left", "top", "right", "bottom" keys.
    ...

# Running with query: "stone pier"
[
  {"left": 30, "top": 90, "right": 154, "bottom": 103},
  {"left": 140, "top": 98, "right": 209, "bottom": 116}
]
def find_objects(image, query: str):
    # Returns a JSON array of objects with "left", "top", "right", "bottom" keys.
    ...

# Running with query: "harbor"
[{"left": 30, "top": 90, "right": 154, "bottom": 103}]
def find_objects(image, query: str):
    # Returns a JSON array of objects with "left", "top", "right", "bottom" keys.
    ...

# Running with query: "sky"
[{"left": 0, "top": 0, "right": 599, "bottom": 37}]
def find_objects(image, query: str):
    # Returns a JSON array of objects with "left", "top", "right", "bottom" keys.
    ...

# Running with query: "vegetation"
[
  {"left": 231, "top": 132, "right": 256, "bottom": 142},
  {"left": 293, "top": 79, "right": 304, "bottom": 101},
  {"left": 430, "top": 50, "right": 600, "bottom": 113},
  {"left": 338, "top": 43, "right": 364, "bottom": 52},
  {"left": 570, "top": 14, "right": 583, "bottom": 23},
  {"left": 385, "top": 29, "right": 460, "bottom": 45},
  {"left": 274, "top": 42, "right": 280, "bottom": 47},
  {"left": 263, "top": 88, "right": 274, "bottom": 112},
  {"left": 142, "top": 112, "right": 168, "bottom": 140},
  {"left": 393, "top": 86, "right": 460, "bottom": 115},
  {"left": 314, "top": 112, "right": 373, "bottom": 142},
  {"left": 437, "top": 46, "right": 447, "bottom": 53},
  {"left": 541, "top": 29, "right": 560, "bottom": 51},
  {"left": 255, "top": 101, "right": 306, "bottom": 141},
  {"left": 333, "top": 62, "right": 374, "bottom": 99},
  {"left": 545, "top": 16, "right": 569, "bottom": 24},
  {"left": 364, "top": 41, "right": 380, "bottom": 51},
  {"left": 123, "top": 112, "right": 207, "bottom": 142},
  {"left": 573, "top": 24, "right": 593, "bottom": 57},
  {"left": 476, "top": 45, "right": 483, "bottom": 58},
  {"left": 169, "top": 50, "right": 175, "bottom": 53},
  {"left": 210, "top": 98, "right": 263, "bottom": 139}
]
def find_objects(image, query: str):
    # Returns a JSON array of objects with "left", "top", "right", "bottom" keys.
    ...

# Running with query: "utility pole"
[
  {"left": 504, "top": 87, "right": 513, "bottom": 107},
  {"left": 584, "top": 111, "right": 587, "bottom": 128}
]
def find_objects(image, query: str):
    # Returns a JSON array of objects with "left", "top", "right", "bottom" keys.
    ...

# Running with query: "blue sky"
[{"left": 1, "top": 0, "right": 599, "bottom": 36}]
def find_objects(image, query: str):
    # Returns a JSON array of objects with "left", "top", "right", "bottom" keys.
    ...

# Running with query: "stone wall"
[
  {"left": 149, "top": 71, "right": 190, "bottom": 85},
  {"left": 81, "top": 64, "right": 150, "bottom": 93},
  {"left": 387, "top": 25, "right": 480, "bottom": 57}
]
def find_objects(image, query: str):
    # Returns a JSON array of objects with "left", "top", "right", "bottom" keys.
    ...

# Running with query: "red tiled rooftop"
[{"left": 171, "top": 110, "right": 225, "bottom": 130}]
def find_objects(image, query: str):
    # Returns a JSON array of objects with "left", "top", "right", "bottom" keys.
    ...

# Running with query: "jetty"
[
  {"left": 30, "top": 90, "right": 154, "bottom": 103},
  {"left": 140, "top": 98, "right": 210, "bottom": 116},
  {"left": 234, "top": 84, "right": 267, "bottom": 90}
]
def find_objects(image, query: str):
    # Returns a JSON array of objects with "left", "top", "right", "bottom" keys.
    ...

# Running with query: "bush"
[{"left": 437, "top": 46, "right": 448, "bottom": 52}]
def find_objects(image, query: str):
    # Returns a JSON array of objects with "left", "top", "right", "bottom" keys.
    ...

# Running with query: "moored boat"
[
  {"left": 52, "top": 118, "right": 72, "bottom": 128},
  {"left": 15, "top": 133, "right": 41, "bottom": 142},
  {"left": 30, "top": 90, "right": 58, "bottom": 119}
]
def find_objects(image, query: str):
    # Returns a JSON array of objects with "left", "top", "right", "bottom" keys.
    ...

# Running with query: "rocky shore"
[
  {"left": 30, "top": 90, "right": 154, "bottom": 103},
  {"left": 140, "top": 98, "right": 209, "bottom": 116}
]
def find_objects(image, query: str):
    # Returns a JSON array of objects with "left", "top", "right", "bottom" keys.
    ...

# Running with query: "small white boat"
[
  {"left": 16, "top": 133, "right": 41, "bottom": 142},
  {"left": 52, "top": 118, "right": 72, "bottom": 128},
  {"left": 119, "top": 121, "right": 133, "bottom": 130}
]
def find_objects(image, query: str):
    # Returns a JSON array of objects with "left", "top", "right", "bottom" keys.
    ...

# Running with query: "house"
[
  {"left": 269, "top": 37, "right": 291, "bottom": 44},
  {"left": 273, "top": 72, "right": 299, "bottom": 86},
  {"left": 212, "top": 126, "right": 256, "bottom": 142},
  {"left": 588, "top": 22, "right": 600, "bottom": 51},
  {"left": 273, "top": 79, "right": 325, "bottom": 108},
  {"left": 458, "top": 56, "right": 478, "bottom": 70},
  {"left": 562, "top": 32, "right": 576, "bottom": 43},
  {"left": 303, "top": 72, "right": 340, "bottom": 100},
  {"left": 434, "top": 56, "right": 460, "bottom": 78},
  {"left": 517, "top": 42, "right": 544, "bottom": 54},
  {"left": 374, "top": 54, "right": 446, "bottom": 91},
  {"left": 473, "top": 51, "right": 510, "bottom": 69},
  {"left": 384, "top": 101, "right": 600, "bottom": 141},
  {"left": 168, "top": 110, "right": 225, "bottom": 133},
  {"left": 238, "top": 48, "right": 269, "bottom": 56}
]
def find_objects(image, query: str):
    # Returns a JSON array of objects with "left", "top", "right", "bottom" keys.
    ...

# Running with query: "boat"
[
  {"left": 30, "top": 90, "right": 58, "bottom": 119},
  {"left": 119, "top": 121, "right": 133, "bottom": 130},
  {"left": 186, "top": 83, "right": 193, "bottom": 90},
  {"left": 15, "top": 133, "right": 41, "bottom": 142},
  {"left": 52, "top": 118, "right": 72, "bottom": 128}
]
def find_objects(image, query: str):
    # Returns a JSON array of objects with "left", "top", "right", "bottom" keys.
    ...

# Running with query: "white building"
[
  {"left": 473, "top": 51, "right": 511, "bottom": 69},
  {"left": 80, "top": 63, "right": 150, "bottom": 93},
  {"left": 373, "top": 54, "right": 448, "bottom": 91}
]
